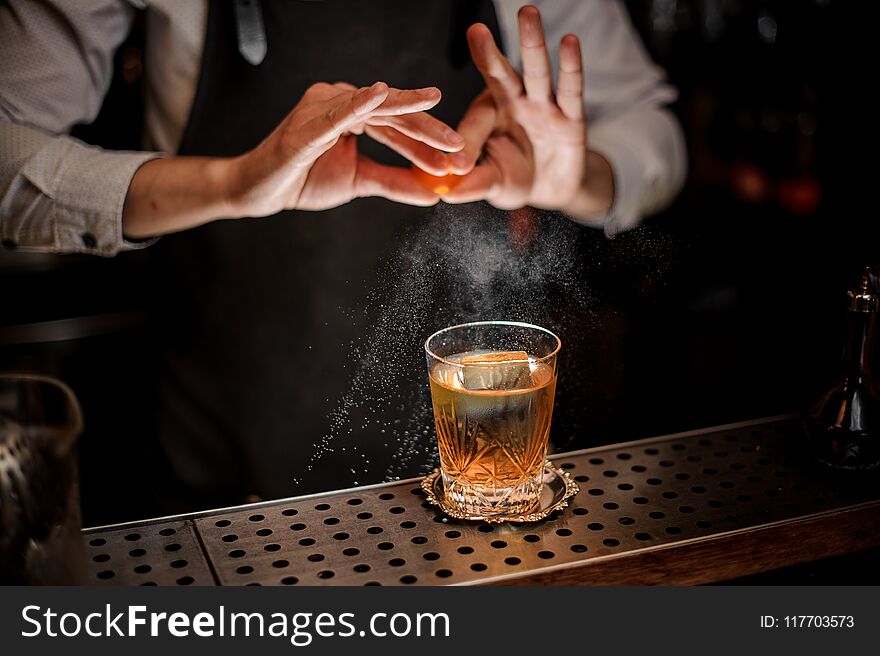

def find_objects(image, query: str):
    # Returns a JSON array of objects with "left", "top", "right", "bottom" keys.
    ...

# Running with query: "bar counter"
[{"left": 82, "top": 415, "right": 880, "bottom": 586}]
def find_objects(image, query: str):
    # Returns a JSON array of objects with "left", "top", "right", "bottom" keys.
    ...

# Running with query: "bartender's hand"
[
  {"left": 123, "top": 82, "right": 463, "bottom": 238},
  {"left": 440, "top": 6, "right": 615, "bottom": 222}
]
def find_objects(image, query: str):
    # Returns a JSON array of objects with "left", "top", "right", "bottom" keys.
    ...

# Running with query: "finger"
[
  {"left": 467, "top": 23, "right": 523, "bottom": 106},
  {"left": 355, "top": 156, "right": 440, "bottom": 206},
  {"left": 326, "top": 83, "right": 447, "bottom": 133},
  {"left": 302, "top": 83, "right": 441, "bottom": 152},
  {"left": 369, "top": 87, "right": 443, "bottom": 117},
  {"left": 518, "top": 5, "right": 552, "bottom": 102},
  {"left": 368, "top": 112, "right": 465, "bottom": 152},
  {"left": 556, "top": 34, "right": 584, "bottom": 120},
  {"left": 448, "top": 90, "right": 496, "bottom": 175},
  {"left": 364, "top": 125, "right": 451, "bottom": 176},
  {"left": 439, "top": 163, "right": 500, "bottom": 204},
  {"left": 302, "top": 81, "right": 390, "bottom": 148},
  {"left": 334, "top": 82, "right": 390, "bottom": 124}
]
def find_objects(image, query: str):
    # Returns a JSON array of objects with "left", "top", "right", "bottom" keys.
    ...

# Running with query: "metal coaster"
[{"left": 421, "top": 461, "right": 579, "bottom": 523}]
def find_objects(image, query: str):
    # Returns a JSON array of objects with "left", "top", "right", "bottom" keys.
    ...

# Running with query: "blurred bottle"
[{"left": 805, "top": 268, "right": 880, "bottom": 469}]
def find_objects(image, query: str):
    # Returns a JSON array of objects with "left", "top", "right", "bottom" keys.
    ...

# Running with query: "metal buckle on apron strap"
[{"left": 234, "top": 0, "right": 268, "bottom": 66}]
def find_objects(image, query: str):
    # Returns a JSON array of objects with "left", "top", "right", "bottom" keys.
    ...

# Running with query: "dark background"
[{"left": 1, "top": 0, "right": 877, "bottom": 581}]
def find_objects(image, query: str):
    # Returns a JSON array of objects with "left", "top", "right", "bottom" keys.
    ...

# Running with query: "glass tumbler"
[{"left": 425, "top": 321, "right": 561, "bottom": 518}]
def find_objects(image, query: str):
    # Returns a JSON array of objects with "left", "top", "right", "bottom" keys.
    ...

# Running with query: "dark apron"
[{"left": 148, "top": 0, "right": 500, "bottom": 510}]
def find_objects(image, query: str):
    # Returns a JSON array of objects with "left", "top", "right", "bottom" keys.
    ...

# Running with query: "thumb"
[{"left": 448, "top": 91, "right": 497, "bottom": 175}]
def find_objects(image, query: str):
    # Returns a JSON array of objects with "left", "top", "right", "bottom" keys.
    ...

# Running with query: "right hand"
[{"left": 227, "top": 81, "right": 465, "bottom": 214}]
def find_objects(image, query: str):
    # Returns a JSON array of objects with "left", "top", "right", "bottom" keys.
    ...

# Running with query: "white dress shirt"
[{"left": 0, "top": 0, "right": 686, "bottom": 256}]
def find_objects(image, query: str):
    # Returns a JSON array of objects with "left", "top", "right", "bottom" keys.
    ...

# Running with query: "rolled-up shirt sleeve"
[
  {"left": 0, "top": 0, "right": 162, "bottom": 256},
  {"left": 495, "top": 0, "right": 687, "bottom": 234},
  {"left": 588, "top": 104, "right": 687, "bottom": 235},
  {"left": 0, "top": 122, "right": 161, "bottom": 255}
]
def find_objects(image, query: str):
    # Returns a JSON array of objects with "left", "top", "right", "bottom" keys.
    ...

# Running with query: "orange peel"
[{"left": 411, "top": 166, "right": 463, "bottom": 195}]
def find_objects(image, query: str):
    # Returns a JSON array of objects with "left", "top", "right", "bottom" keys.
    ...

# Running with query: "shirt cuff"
[{"left": 21, "top": 137, "right": 163, "bottom": 256}]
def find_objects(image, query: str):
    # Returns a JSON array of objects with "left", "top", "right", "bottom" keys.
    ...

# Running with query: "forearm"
[{"left": 122, "top": 155, "right": 242, "bottom": 239}]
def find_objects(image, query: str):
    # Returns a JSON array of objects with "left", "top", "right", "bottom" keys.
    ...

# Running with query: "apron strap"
[{"left": 234, "top": 0, "right": 268, "bottom": 65}]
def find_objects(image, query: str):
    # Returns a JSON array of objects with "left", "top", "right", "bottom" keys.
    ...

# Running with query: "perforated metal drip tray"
[
  {"left": 83, "top": 416, "right": 880, "bottom": 586},
  {"left": 83, "top": 520, "right": 214, "bottom": 586}
]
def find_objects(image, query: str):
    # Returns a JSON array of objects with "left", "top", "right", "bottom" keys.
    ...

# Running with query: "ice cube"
[{"left": 457, "top": 351, "right": 533, "bottom": 390}]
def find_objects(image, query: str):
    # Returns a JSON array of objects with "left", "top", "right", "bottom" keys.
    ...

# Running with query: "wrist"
[
  {"left": 211, "top": 155, "right": 249, "bottom": 219},
  {"left": 561, "top": 150, "right": 615, "bottom": 221},
  {"left": 218, "top": 140, "right": 294, "bottom": 218}
]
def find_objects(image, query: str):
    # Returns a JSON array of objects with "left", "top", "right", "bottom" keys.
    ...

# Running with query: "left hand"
[{"left": 439, "top": 5, "right": 614, "bottom": 220}]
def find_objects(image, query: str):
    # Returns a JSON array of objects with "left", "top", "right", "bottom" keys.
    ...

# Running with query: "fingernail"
[
  {"left": 447, "top": 130, "right": 465, "bottom": 145},
  {"left": 418, "top": 87, "right": 440, "bottom": 96},
  {"left": 450, "top": 151, "right": 470, "bottom": 170}
]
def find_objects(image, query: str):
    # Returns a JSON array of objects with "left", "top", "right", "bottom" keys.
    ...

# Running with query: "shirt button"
[
  {"left": 1, "top": 239, "right": 16, "bottom": 250},
  {"left": 81, "top": 232, "right": 97, "bottom": 248}
]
